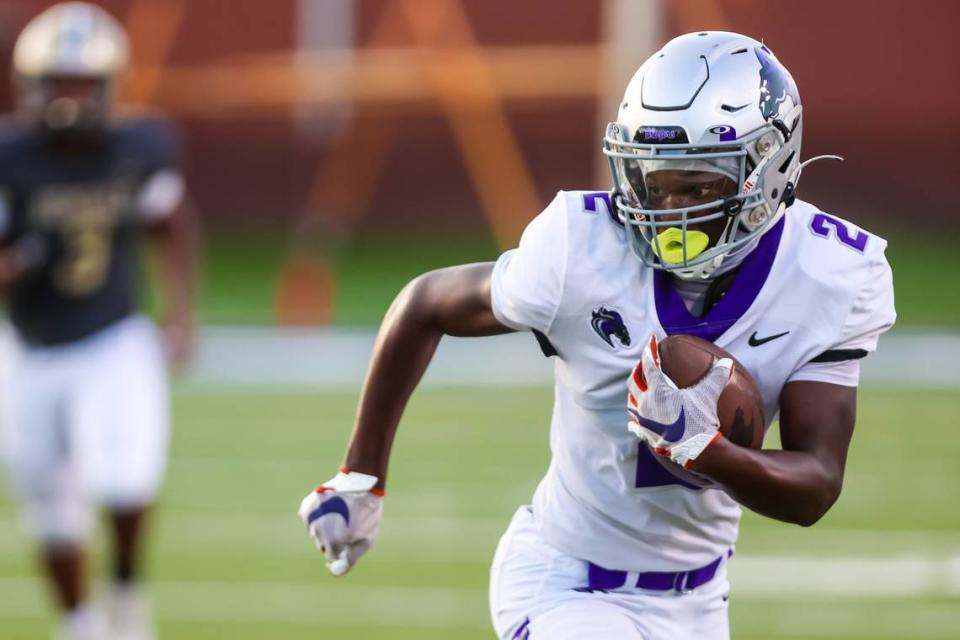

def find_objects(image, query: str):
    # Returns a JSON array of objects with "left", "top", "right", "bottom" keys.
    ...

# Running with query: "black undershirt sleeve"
[{"left": 809, "top": 348, "right": 868, "bottom": 363}]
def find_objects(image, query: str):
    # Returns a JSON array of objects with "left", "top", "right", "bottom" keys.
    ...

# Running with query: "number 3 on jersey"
[{"left": 54, "top": 213, "right": 112, "bottom": 296}]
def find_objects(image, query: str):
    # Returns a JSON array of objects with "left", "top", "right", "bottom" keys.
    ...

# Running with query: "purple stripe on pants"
[{"left": 513, "top": 617, "right": 531, "bottom": 639}]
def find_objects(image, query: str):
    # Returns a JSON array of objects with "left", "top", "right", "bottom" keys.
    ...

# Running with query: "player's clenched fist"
[
  {"left": 627, "top": 336, "right": 733, "bottom": 469},
  {"left": 297, "top": 469, "right": 384, "bottom": 576}
]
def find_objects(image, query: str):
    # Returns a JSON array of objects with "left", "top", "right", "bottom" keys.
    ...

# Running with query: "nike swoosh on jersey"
[
  {"left": 637, "top": 407, "right": 686, "bottom": 443},
  {"left": 748, "top": 330, "right": 790, "bottom": 347}
]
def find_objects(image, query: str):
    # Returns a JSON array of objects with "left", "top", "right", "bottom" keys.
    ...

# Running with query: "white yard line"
[
  {"left": 2, "top": 510, "right": 959, "bottom": 559},
  {"left": 730, "top": 555, "right": 960, "bottom": 597},
  {"left": 2, "top": 517, "right": 960, "bottom": 600},
  {"left": 731, "top": 601, "right": 960, "bottom": 638},
  {"left": 0, "top": 577, "right": 491, "bottom": 628},
  {"left": 0, "top": 545, "right": 959, "bottom": 636},
  {"left": 0, "top": 555, "right": 959, "bottom": 633}
]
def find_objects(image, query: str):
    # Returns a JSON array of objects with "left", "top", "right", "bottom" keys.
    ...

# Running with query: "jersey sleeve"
[
  {"left": 789, "top": 243, "right": 896, "bottom": 386},
  {"left": 133, "top": 117, "right": 186, "bottom": 222},
  {"left": 142, "top": 116, "right": 184, "bottom": 172},
  {"left": 0, "top": 123, "right": 26, "bottom": 244},
  {"left": 136, "top": 169, "right": 185, "bottom": 222},
  {"left": 490, "top": 192, "right": 568, "bottom": 333}
]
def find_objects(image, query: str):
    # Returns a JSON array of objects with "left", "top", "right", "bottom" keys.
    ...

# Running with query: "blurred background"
[{"left": 0, "top": 0, "right": 957, "bottom": 638}]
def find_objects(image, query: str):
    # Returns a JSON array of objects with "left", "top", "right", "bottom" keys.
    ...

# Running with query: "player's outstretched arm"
[
  {"left": 0, "top": 235, "right": 51, "bottom": 294},
  {"left": 298, "top": 263, "right": 512, "bottom": 576},
  {"left": 344, "top": 262, "right": 512, "bottom": 487},
  {"left": 147, "top": 198, "right": 200, "bottom": 368},
  {"left": 689, "top": 381, "right": 856, "bottom": 526},
  {"left": 0, "top": 249, "right": 28, "bottom": 293}
]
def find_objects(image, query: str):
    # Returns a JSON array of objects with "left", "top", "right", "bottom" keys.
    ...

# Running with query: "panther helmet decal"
[{"left": 756, "top": 45, "right": 799, "bottom": 122}]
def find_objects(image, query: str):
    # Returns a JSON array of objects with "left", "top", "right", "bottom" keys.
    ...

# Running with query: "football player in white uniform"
[
  {"left": 0, "top": 4, "right": 197, "bottom": 639},
  {"left": 299, "top": 31, "right": 895, "bottom": 639}
]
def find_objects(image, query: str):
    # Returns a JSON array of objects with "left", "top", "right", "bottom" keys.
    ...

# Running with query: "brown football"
[{"left": 657, "top": 335, "right": 765, "bottom": 449}]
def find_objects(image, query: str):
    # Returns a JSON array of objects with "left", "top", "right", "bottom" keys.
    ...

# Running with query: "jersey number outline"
[
  {"left": 55, "top": 213, "right": 112, "bottom": 296},
  {"left": 809, "top": 213, "right": 869, "bottom": 252},
  {"left": 582, "top": 192, "right": 612, "bottom": 215}
]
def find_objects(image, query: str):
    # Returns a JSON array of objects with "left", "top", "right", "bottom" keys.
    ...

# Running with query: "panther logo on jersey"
[
  {"left": 756, "top": 46, "right": 799, "bottom": 121},
  {"left": 591, "top": 307, "right": 631, "bottom": 349}
]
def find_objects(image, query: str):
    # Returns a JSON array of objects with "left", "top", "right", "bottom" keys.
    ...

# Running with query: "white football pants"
[
  {"left": 0, "top": 315, "right": 169, "bottom": 542},
  {"left": 490, "top": 506, "right": 731, "bottom": 640}
]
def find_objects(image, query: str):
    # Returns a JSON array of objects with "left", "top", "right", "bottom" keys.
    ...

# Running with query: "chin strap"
[
  {"left": 794, "top": 154, "right": 844, "bottom": 183},
  {"left": 783, "top": 154, "right": 844, "bottom": 208},
  {"left": 798, "top": 154, "right": 844, "bottom": 172}
]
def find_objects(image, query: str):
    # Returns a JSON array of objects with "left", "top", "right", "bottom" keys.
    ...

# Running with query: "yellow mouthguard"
[{"left": 650, "top": 227, "right": 710, "bottom": 264}]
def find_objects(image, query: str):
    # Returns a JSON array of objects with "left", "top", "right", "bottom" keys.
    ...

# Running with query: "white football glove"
[
  {"left": 297, "top": 469, "right": 384, "bottom": 577},
  {"left": 627, "top": 336, "right": 733, "bottom": 469}
]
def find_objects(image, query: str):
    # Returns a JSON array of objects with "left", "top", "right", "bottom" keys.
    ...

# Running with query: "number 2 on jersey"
[{"left": 809, "top": 213, "right": 869, "bottom": 252}]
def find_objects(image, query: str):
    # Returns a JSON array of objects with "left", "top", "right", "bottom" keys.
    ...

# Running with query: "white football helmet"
[
  {"left": 12, "top": 2, "right": 129, "bottom": 131},
  {"left": 603, "top": 31, "right": 829, "bottom": 280}
]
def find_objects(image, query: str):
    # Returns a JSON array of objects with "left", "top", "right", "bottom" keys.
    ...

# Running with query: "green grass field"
[
  {"left": 196, "top": 226, "right": 960, "bottom": 327},
  {"left": 0, "top": 385, "right": 957, "bottom": 638}
]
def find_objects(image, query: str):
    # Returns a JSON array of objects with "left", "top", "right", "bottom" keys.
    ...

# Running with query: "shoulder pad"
[{"left": 112, "top": 114, "right": 183, "bottom": 169}]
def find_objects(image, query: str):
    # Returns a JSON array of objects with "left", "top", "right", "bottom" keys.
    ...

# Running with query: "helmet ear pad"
[{"left": 736, "top": 104, "right": 803, "bottom": 234}]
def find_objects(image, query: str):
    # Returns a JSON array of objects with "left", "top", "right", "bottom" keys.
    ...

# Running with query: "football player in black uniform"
[{"left": 0, "top": 4, "right": 197, "bottom": 639}]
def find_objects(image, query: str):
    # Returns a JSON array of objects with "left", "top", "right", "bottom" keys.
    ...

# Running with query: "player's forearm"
[
  {"left": 0, "top": 236, "right": 50, "bottom": 292},
  {"left": 342, "top": 277, "right": 444, "bottom": 488},
  {"left": 0, "top": 250, "right": 24, "bottom": 293},
  {"left": 154, "top": 205, "right": 199, "bottom": 323},
  {"left": 690, "top": 437, "right": 842, "bottom": 526}
]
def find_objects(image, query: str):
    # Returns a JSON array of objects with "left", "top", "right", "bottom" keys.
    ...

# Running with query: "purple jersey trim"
[
  {"left": 654, "top": 216, "right": 785, "bottom": 342},
  {"left": 635, "top": 443, "right": 702, "bottom": 490},
  {"left": 581, "top": 191, "right": 619, "bottom": 225}
]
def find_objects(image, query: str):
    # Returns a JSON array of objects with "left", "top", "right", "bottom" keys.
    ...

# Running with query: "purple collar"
[{"left": 654, "top": 217, "right": 785, "bottom": 342}]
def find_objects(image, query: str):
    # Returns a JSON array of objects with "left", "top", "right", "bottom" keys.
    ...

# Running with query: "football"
[{"left": 657, "top": 335, "right": 766, "bottom": 449}]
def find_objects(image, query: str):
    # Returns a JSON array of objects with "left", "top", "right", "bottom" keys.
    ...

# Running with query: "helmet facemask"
[
  {"left": 17, "top": 74, "right": 114, "bottom": 134},
  {"left": 604, "top": 112, "right": 802, "bottom": 280}
]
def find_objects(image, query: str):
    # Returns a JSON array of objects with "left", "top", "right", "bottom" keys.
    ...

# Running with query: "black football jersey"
[{"left": 0, "top": 116, "right": 181, "bottom": 346}]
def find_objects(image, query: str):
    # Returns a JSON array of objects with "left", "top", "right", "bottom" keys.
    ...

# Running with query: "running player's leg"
[
  {"left": 490, "top": 506, "right": 644, "bottom": 640},
  {"left": 2, "top": 343, "right": 100, "bottom": 638},
  {"left": 33, "top": 473, "right": 92, "bottom": 615},
  {"left": 73, "top": 318, "right": 169, "bottom": 638},
  {"left": 529, "top": 597, "right": 643, "bottom": 639},
  {"left": 107, "top": 507, "right": 150, "bottom": 584}
]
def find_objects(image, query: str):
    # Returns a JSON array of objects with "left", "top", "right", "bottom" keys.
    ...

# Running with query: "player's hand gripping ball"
[
  {"left": 627, "top": 335, "right": 765, "bottom": 468},
  {"left": 297, "top": 469, "right": 384, "bottom": 577},
  {"left": 659, "top": 334, "right": 766, "bottom": 449}
]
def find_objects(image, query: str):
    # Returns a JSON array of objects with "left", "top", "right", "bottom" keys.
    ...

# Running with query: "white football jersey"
[{"left": 490, "top": 191, "right": 895, "bottom": 573}]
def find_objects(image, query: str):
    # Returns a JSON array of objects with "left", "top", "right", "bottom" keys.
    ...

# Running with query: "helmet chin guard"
[{"left": 603, "top": 31, "right": 818, "bottom": 280}]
